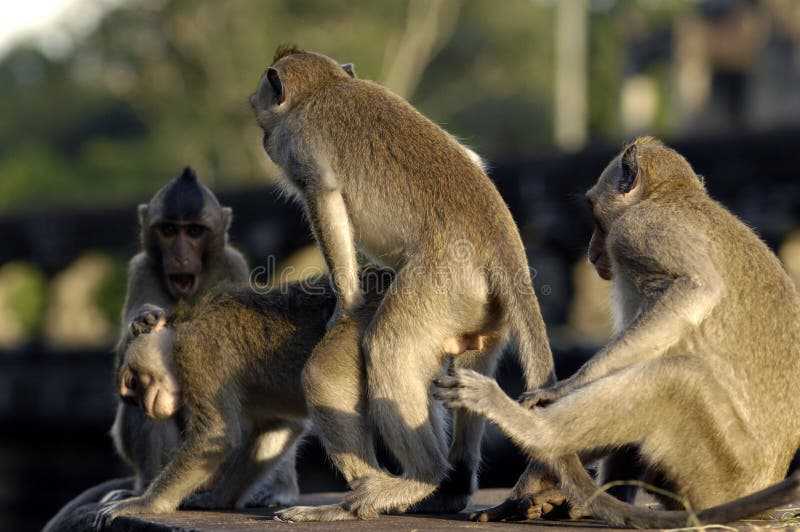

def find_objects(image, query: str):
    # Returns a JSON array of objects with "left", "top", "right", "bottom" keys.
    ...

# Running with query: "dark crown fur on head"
[{"left": 273, "top": 44, "right": 305, "bottom": 63}]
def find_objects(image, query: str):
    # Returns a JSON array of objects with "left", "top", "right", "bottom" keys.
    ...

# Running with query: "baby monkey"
[
  {"left": 98, "top": 271, "right": 487, "bottom": 527},
  {"left": 436, "top": 137, "right": 800, "bottom": 528}
]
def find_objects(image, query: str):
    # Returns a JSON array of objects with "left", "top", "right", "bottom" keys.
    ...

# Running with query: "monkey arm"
[
  {"left": 564, "top": 248, "right": 723, "bottom": 391},
  {"left": 305, "top": 187, "right": 363, "bottom": 313}
]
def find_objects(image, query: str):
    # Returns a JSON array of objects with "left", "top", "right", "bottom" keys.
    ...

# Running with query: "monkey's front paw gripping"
[
  {"left": 433, "top": 369, "right": 500, "bottom": 416},
  {"left": 518, "top": 386, "right": 567, "bottom": 409},
  {"left": 130, "top": 307, "right": 166, "bottom": 337},
  {"left": 274, "top": 503, "right": 358, "bottom": 522},
  {"left": 469, "top": 489, "right": 569, "bottom": 522},
  {"left": 93, "top": 496, "right": 158, "bottom": 530}
]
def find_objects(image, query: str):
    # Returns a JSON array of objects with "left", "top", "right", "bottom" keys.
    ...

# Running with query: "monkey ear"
[
  {"left": 138, "top": 204, "right": 149, "bottom": 228},
  {"left": 617, "top": 145, "right": 640, "bottom": 194},
  {"left": 221, "top": 207, "right": 233, "bottom": 233},
  {"left": 341, "top": 63, "right": 356, "bottom": 78},
  {"left": 267, "top": 68, "right": 285, "bottom": 104}
]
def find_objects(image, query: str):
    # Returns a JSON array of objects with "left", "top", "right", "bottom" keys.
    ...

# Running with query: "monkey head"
[
  {"left": 585, "top": 137, "right": 703, "bottom": 280},
  {"left": 118, "top": 319, "right": 182, "bottom": 420},
  {"left": 249, "top": 45, "right": 355, "bottom": 160},
  {"left": 139, "top": 167, "right": 233, "bottom": 300}
]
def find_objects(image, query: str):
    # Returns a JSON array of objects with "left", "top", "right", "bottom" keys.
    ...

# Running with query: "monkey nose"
[{"left": 119, "top": 368, "right": 138, "bottom": 397}]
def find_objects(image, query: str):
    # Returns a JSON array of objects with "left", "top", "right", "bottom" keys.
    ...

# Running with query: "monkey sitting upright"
[
  {"left": 44, "top": 168, "right": 297, "bottom": 532},
  {"left": 435, "top": 137, "right": 800, "bottom": 528}
]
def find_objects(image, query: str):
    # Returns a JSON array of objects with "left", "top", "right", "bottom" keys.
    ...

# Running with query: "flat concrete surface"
[{"left": 108, "top": 489, "right": 800, "bottom": 531}]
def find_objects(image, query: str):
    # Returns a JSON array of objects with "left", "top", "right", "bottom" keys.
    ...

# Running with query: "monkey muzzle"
[
  {"left": 119, "top": 367, "right": 180, "bottom": 420},
  {"left": 167, "top": 273, "right": 198, "bottom": 298}
]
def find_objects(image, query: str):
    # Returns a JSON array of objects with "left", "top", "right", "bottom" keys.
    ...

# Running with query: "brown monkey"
[
  {"left": 97, "top": 271, "right": 488, "bottom": 525},
  {"left": 109, "top": 167, "right": 299, "bottom": 508},
  {"left": 250, "top": 45, "right": 564, "bottom": 521},
  {"left": 95, "top": 278, "right": 331, "bottom": 526},
  {"left": 435, "top": 137, "right": 800, "bottom": 528}
]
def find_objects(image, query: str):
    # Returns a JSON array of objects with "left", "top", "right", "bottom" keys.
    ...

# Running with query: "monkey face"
[
  {"left": 587, "top": 221, "right": 612, "bottom": 281},
  {"left": 155, "top": 221, "right": 208, "bottom": 299},
  {"left": 584, "top": 143, "right": 646, "bottom": 281},
  {"left": 118, "top": 327, "right": 182, "bottom": 420}
]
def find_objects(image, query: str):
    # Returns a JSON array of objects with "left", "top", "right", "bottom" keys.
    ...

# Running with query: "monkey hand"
[
  {"left": 130, "top": 305, "right": 167, "bottom": 337},
  {"left": 93, "top": 495, "right": 163, "bottom": 530},
  {"left": 433, "top": 368, "right": 504, "bottom": 417},
  {"left": 518, "top": 385, "right": 568, "bottom": 409}
]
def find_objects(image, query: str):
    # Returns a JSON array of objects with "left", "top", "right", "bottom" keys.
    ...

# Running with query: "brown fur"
[
  {"left": 435, "top": 137, "right": 800, "bottom": 527},
  {"left": 109, "top": 169, "right": 299, "bottom": 508},
  {"left": 250, "top": 46, "right": 560, "bottom": 521},
  {"left": 96, "top": 272, "right": 396, "bottom": 525}
]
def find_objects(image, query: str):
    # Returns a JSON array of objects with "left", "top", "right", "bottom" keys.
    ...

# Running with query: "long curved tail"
[{"left": 555, "top": 447, "right": 800, "bottom": 528}]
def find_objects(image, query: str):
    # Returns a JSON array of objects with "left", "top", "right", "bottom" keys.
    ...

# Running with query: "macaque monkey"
[
  {"left": 250, "top": 45, "right": 565, "bottom": 521},
  {"left": 97, "top": 271, "right": 491, "bottom": 526},
  {"left": 111, "top": 167, "right": 254, "bottom": 495},
  {"left": 95, "top": 279, "right": 329, "bottom": 526},
  {"left": 435, "top": 137, "right": 800, "bottom": 528}
]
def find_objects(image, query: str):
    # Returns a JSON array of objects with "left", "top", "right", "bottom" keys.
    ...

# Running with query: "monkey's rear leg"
[
  {"left": 436, "top": 355, "right": 765, "bottom": 513},
  {"left": 183, "top": 419, "right": 305, "bottom": 510},
  {"left": 276, "top": 314, "right": 387, "bottom": 522},
  {"left": 411, "top": 343, "right": 505, "bottom": 514},
  {"left": 351, "top": 265, "right": 489, "bottom": 516}
]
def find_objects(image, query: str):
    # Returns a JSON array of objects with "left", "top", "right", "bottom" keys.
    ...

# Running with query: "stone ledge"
[{"left": 104, "top": 489, "right": 800, "bottom": 532}]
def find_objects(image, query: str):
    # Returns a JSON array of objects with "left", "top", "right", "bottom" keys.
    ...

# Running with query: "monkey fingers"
[
  {"left": 518, "top": 385, "right": 567, "bottom": 409},
  {"left": 130, "top": 306, "right": 166, "bottom": 336},
  {"left": 274, "top": 503, "right": 358, "bottom": 522},
  {"left": 432, "top": 369, "right": 504, "bottom": 416},
  {"left": 93, "top": 496, "right": 156, "bottom": 530},
  {"left": 470, "top": 488, "right": 569, "bottom": 522}
]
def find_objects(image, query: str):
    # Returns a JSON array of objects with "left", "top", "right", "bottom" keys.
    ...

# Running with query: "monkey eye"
[
  {"left": 159, "top": 223, "right": 178, "bottom": 238},
  {"left": 185, "top": 224, "right": 206, "bottom": 238}
]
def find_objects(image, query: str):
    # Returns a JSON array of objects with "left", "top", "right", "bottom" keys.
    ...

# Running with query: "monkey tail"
[
  {"left": 558, "top": 456, "right": 800, "bottom": 528},
  {"left": 486, "top": 264, "right": 555, "bottom": 390}
]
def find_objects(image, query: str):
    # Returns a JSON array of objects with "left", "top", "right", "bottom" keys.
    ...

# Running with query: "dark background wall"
[{"left": 4, "top": 130, "right": 800, "bottom": 531}]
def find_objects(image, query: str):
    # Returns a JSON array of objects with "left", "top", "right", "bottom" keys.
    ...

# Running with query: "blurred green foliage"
[
  {"left": 0, "top": 0, "right": 687, "bottom": 213},
  {"left": 0, "top": 262, "right": 47, "bottom": 341},
  {"left": 96, "top": 255, "right": 128, "bottom": 327}
]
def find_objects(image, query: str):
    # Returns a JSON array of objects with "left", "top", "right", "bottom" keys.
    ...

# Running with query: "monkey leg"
[
  {"left": 436, "top": 356, "right": 764, "bottom": 512},
  {"left": 276, "top": 315, "right": 385, "bottom": 522},
  {"left": 411, "top": 343, "right": 504, "bottom": 514},
  {"left": 355, "top": 265, "right": 489, "bottom": 515},
  {"left": 111, "top": 402, "right": 181, "bottom": 491},
  {"left": 183, "top": 420, "right": 305, "bottom": 510},
  {"left": 96, "top": 412, "right": 237, "bottom": 528},
  {"left": 237, "top": 420, "right": 305, "bottom": 508}
]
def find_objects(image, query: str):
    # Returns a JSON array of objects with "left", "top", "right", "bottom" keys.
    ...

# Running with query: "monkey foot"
[
  {"left": 469, "top": 488, "right": 568, "bottom": 522},
  {"left": 274, "top": 503, "right": 359, "bottom": 522}
]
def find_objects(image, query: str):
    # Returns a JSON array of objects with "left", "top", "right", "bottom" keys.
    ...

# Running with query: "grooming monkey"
[
  {"left": 45, "top": 169, "right": 290, "bottom": 532},
  {"left": 435, "top": 137, "right": 800, "bottom": 528}
]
